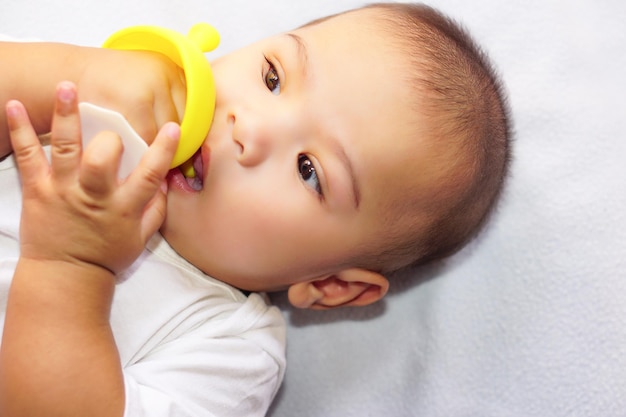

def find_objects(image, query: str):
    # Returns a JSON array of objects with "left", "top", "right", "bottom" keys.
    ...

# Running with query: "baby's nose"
[{"left": 231, "top": 114, "right": 271, "bottom": 167}]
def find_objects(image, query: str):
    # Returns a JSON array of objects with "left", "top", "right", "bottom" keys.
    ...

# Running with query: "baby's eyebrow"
[{"left": 285, "top": 33, "right": 309, "bottom": 78}]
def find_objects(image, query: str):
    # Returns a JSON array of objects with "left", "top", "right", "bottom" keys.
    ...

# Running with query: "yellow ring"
[{"left": 103, "top": 23, "right": 219, "bottom": 176}]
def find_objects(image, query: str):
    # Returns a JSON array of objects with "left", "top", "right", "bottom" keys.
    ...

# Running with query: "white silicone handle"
[{"left": 79, "top": 102, "right": 148, "bottom": 179}]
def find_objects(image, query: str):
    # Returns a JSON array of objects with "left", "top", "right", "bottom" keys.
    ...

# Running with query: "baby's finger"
[
  {"left": 125, "top": 102, "right": 158, "bottom": 145},
  {"left": 5, "top": 100, "right": 48, "bottom": 186},
  {"left": 79, "top": 132, "right": 123, "bottom": 197},
  {"left": 139, "top": 183, "right": 168, "bottom": 243},
  {"left": 154, "top": 76, "right": 186, "bottom": 133},
  {"left": 153, "top": 95, "right": 182, "bottom": 141},
  {"left": 127, "top": 90, "right": 182, "bottom": 145},
  {"left": 49, "top": 82, "right": 82, "bottom": 181},
  {"left": 123, "top": 122, "right": 180, "bottom": 207}
]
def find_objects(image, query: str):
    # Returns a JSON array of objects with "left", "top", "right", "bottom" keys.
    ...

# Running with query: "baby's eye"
[
  {"left": 298, "top": 154, "right": 322, "bottom": 196},
  {"left": 264, "top": 59, "right": 281, "bottom": 95}
]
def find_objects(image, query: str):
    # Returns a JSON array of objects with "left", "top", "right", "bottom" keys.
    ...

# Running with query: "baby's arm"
[
  {"left": 0, "top": 82, "right": 179, "bottom": 417},
  {"left": 0, "top": 40, "right": 185, "bottom": 157}
]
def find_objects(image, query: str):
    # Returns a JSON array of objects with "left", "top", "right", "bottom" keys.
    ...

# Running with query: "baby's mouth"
[{"left": 183, "top": 149, "right": 204, "bottom": 191}]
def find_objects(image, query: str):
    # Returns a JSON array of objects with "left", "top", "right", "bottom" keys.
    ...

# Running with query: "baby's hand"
[
  {"left": 6, "top": 81, "right": 180, "bottom": 275},
  {"left": 77, "top": 47, "right": 186, "bottom": 144}
]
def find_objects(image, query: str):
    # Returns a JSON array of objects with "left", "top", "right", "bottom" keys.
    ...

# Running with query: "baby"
[{"left": 0, "top": 3, "right": 510, "bottom": 417}]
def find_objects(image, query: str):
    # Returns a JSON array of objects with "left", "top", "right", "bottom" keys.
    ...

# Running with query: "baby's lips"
[{"left": 184, "top": 149, "right": 204, "bottom": 190}]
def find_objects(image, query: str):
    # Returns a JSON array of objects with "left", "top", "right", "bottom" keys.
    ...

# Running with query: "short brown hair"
[{"left": 354, "top": 3, "right": 512, "bottom": 272}]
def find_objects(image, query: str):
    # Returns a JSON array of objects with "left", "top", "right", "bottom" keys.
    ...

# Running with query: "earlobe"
[{"left": 287, "top": 269, "right": 389, "bottom": 310}]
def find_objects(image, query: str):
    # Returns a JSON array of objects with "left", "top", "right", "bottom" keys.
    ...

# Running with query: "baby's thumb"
[{"left": 140, "top": 180, "right": 168, "bottom": 243}]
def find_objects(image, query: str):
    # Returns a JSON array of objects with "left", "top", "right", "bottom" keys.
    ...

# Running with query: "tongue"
[
  {"left": 184, "top": 150, "right": 203, "bottom": 190},
  {"left": 193, "top": 150, "right": 203, "bottom": 177},
  {"left": 185, "top": 175, "right": 203, "bottom": 191}
]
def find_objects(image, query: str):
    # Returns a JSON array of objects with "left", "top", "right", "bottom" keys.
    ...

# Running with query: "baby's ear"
[{"left": 287, "top": 269, "right": 389, "bottom": 310}]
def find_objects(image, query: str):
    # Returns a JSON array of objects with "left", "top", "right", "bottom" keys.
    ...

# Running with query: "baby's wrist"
[
  {"left": 11, "top": 256, "right": 117, "bottom": 333},
  {"left": 17, "top": 255, "right": 116, "bottom": 283}
]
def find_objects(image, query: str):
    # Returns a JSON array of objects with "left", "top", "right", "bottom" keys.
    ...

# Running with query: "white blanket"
[{"left": 3, "top": 1, "right": 625, "bottom": 416}]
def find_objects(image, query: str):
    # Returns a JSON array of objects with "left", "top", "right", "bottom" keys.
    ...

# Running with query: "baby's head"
[{"left": 161, "top": 3, "right": 510, "bottom": 308}]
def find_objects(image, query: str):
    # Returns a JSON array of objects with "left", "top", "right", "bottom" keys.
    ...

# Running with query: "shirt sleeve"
[{"left": 121, "top": 294, "right": 286, "bottom": 417}]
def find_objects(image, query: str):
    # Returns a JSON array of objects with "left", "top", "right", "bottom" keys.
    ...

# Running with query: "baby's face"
[{"left": 162, "top": 10, "right": 435, "bottom": 291}]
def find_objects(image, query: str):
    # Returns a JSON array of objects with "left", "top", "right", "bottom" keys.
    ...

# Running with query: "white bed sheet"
[{"left": 2, "top": 1, "right": 625, "bottom": 416}]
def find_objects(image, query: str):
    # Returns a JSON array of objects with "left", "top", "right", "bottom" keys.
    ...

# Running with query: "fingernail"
[
  {"left": 5, "top": 100, "right": 21, "bottom": 118},
  {"left": 165, "top": 123, "right": 181, "bottom": 141},
  {"left": 57, "top": 81, "right": 76, "bottom": 103},
  {"left": 160, "top": 179, "right": 168, "bottom": 194}
]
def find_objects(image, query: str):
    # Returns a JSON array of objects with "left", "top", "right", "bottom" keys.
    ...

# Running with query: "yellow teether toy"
[{"left": 103, "top": 23, "right": 219, "bottom": 177}]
